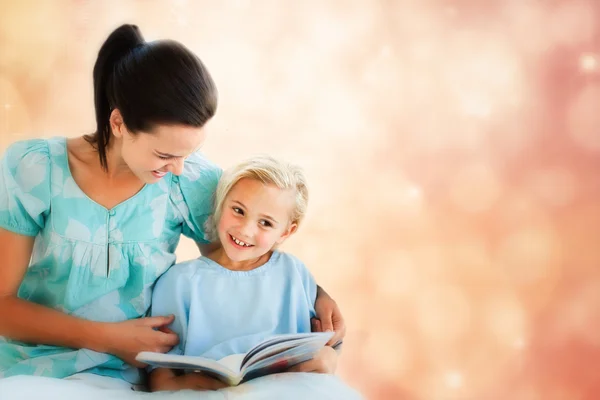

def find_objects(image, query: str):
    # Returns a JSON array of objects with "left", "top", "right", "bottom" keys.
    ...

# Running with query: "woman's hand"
[
  {"left": 102, "top": 315, "right": 179, "bottom": 367},
  {"left": 313, "top": 286, "right": 346, "bottom": 346},
  {"left": 287, "top": 346, "right": 338, "bottom": 374},
  {"left": 150, "top": 368, "right": 228, "bottom": 392}
]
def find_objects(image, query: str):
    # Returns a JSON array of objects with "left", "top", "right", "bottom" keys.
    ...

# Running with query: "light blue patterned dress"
[{"left": 0, "top": 137, "right": 221, "bottom": 384}]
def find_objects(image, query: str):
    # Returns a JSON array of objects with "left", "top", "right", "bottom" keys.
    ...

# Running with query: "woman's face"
[{"left": 111, "top": 111, "right": 207, "bottom": 183}]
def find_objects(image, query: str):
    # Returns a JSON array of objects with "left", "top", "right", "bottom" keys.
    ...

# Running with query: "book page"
[
  {"left": 240, "top": 340, "right": 325, "bottom": 383},
  {"left": 217, "top": 353, "right": 244, "bottom": 374},
  {"left": 241, "top": 332, "right": 333, "bottom": 368},
  {"left": 136, "top": 352, "right": 236, "bottom": 379}
]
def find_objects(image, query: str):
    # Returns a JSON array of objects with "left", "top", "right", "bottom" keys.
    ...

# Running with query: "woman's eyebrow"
[
  {"left": 155, "top": 150, "right": 180, "bottom": 157},
  {"left": 156, "top": 145, "right": 204, "bottom": 158}
]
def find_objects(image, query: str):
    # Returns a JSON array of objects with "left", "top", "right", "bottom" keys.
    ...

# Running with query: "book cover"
[{"left": 137, "top": 332, "right": 335, "bottom": 385}]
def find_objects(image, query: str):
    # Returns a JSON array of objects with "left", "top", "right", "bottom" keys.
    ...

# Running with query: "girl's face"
[
  {"left": 217, "top": 178, "right": 297, "bottom": 263},
  {"left": 111, "top": 110, "right": 207, "bottom": 183}
]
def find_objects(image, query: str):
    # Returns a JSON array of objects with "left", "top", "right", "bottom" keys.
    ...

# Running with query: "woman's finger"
[
  {"left": 311, "top": 318, "right": 322, "bottom": 332},
  {"left": 144, "top": 314, "right": 175, "bottom": 328},
  {"left": 159, "top": 331, "right": 180, "bottom": 347},
  {"left": 158, "top": 326, "right": 176, "bottom": 334},
  {"left": 318, "top": 309, "right": 335, "bottom": 333},
  {"left": 326, "top": 304, "right": 346, "bottom": 346}
]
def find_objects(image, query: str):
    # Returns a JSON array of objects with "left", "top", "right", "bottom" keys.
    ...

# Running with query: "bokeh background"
[{"left": 1, "top": 0, "right": 600, "bottom": 398}]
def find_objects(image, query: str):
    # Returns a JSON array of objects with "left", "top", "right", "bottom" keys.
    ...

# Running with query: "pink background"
[{"left": 1, "top": 1, "right": 600, "bottom": 398}]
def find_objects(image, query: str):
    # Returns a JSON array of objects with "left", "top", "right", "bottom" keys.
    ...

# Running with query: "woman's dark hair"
[{"left": 86, "top": 24, "right": 218, "bottom": 170}]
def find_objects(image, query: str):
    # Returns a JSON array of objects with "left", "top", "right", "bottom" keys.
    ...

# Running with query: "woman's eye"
[
  {"left": 157, "top": 155, "right": 173, "bottom": 160},
  {"left": 259, "top": 220, "right": 272, "bottom": 227}
]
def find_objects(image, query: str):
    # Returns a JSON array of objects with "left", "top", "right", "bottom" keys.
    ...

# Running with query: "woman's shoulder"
[
  {"left": 0, "top": 138, "right": 63, "bottom": 189},
  {"left": 176, "top": 151, "right": 222, "bottom": 185},
  {"left": 1, "top": 138, "right": 53, "bottom": 164}
]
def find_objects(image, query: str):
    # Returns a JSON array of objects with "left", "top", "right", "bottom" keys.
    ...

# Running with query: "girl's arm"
[{"left": 0, "top": 228, "right": 178, "bottom": 366}]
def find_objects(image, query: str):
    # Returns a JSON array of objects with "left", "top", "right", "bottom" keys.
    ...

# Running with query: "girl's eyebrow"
[
  {"left": 231, "top": 200, "right": 279, "bottom": 224},
  {"left": 232, "top": 200, "right": 246, "bottom": 209}
]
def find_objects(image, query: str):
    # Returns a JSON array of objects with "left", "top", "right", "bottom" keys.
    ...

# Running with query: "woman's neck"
[
  {"left": 78, "top": 135, "right": 134, "bottom": 180},
  {"left": 103, "top": 137, "right": 136, "bottom": 179}
]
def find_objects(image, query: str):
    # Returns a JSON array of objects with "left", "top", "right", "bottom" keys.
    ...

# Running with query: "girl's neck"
[{"left": 207, "top": 247, "right": 273, "bottom": 271}]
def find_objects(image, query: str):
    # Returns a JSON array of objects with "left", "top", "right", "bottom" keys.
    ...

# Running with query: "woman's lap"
[{"left": 0, "top": 373, "right": 363, "bottom": 400}]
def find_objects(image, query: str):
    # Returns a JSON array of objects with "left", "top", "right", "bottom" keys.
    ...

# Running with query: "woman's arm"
[
  {"left": 149, "top": 368, "right": 227, "bottom": 392},
  {"left": 0, "top": 228, "right": 178, "bottom": 365},
  {"left": 313, "top": 285, "right": 347, "bottom": 346},
  {"left": 0, "top": 228, "right": 103, "bottom": 349},
  {"left": 196, "top": 241, "right": 219, "bottom": 256}
]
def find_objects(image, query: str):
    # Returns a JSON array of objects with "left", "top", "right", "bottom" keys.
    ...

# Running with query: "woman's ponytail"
[{"left": 87, "top": 24, "right": 145, "bottom": 170}]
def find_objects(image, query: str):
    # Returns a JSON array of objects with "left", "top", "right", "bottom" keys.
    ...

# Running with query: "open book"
[{"left": 136, "top": 332, "right": 336, "bottom": 386}]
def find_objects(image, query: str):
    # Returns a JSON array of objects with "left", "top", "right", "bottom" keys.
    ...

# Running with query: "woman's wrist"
[{"left": 82, "top": 320, "right": 114, "bottom": 353}]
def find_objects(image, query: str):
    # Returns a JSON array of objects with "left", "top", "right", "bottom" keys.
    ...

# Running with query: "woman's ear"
[
  {"left": 109, "top": 108, "right": 126, "bottom": 138},
  {"left": 276, "top": 222, "right": 298, "bottom": 245}
]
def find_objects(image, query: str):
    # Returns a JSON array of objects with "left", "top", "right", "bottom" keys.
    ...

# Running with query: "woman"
[{"left": 0, "top": 24, "right": 345, "bottom": 389}]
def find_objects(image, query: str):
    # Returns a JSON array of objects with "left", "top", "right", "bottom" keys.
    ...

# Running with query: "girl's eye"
[
  {"left": 233, "top": 207, "right": 244, "bottom": 215},
  {"left": 259, "top": 220, "right": 272, "bottom": 227},
  {"left": 157, "top": 155, "right": 173, "bottom": 160}
]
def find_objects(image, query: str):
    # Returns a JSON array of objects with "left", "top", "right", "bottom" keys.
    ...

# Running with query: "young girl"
[{"left": 148, "top": 156, "right": 339, "bottom": 392}]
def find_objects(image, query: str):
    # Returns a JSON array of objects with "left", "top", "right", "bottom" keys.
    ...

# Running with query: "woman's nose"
[{"left": 168, "top": 159, "right": 185, "bottom": 176}]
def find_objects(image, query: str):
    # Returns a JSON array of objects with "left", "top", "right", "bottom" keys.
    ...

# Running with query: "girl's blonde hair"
[{"left": 206, "top": 155, "right": 309, "bottom": 242}]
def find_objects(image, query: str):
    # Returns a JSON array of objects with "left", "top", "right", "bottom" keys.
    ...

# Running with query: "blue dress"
[
  {"left": 149, "top": 251, "right": 317, "bottom": 361},
  {"left": 0, "top": 137, "right": 221, "bottom": 383}
]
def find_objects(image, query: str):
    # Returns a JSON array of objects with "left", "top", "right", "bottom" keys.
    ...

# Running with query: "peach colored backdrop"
[{"left": 1, "top": 1, "right": 600, "bottom": 399}]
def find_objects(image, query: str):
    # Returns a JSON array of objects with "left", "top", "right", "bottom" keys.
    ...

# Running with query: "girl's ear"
[{"left": 275, "top": 222, "right": 298, "bottom": 245}]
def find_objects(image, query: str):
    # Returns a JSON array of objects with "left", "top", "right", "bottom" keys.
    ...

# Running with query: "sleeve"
[
  {"left": 292, "top": 255, "right": 318, "bottom": 318},
  {"left": 0, "top": 139, "right": 51, "bottom": 236},
  {"left": 150, "top": 263, "right": 195, "bottom": 358},
  {"left": 170, "top": 151, "right": 222, "bottom": 244}
]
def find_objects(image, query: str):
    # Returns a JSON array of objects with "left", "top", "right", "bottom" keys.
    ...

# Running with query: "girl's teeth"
[{"left": 231, "top": 235, "right": 251, "bottom": 247}]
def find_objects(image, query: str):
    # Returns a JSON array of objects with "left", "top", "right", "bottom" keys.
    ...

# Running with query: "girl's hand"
[
  {"left": 313, "top": 286, "right": 346, "bottom": 346},
  {"left": 103, "top": 315, "right": 179, "bottom": 367},
  {"left": 287, "top": 346, "right": 338, "bottom": 374}
]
